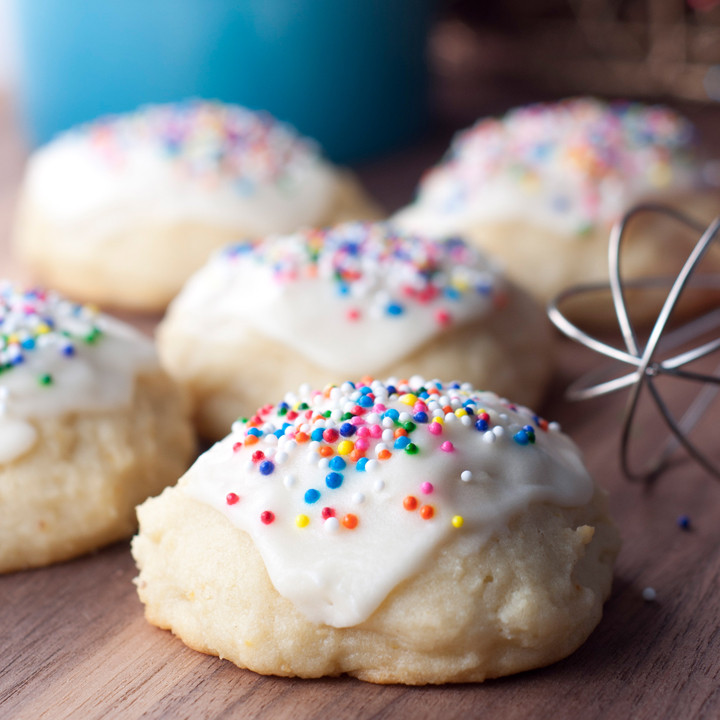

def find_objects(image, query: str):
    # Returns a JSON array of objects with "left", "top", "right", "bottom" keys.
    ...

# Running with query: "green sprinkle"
[
  {"left": 405, "top": 443, "right": 419, "bottom": 455},
  {"left": 39, "top": 373, "right": 53, "bottom": 386}
]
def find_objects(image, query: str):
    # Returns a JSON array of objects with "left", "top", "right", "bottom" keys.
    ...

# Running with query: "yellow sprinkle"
[
  {"left": 296, "top": 514, "right": 310, "bottom": 528},
  {"left": 451, "top": 515, "right": 464, "bottom": 529},
  {"left": 454, "top": 408, "right": 467, "bottom": 418},
  {"left": 432, "top": 416, "right": 444, "bottom": 425},
  {"left": 451, "top": 276, "right": 470, "bottom": 292},
  {"left": 36, "top": 324, "right": 50, "bottom": 335},
  {"left": 7, "top": 333, "right": 18, "bottom": 344},
  {"left": 399, "top": 393, "right": 417, "bottom": 406},
  {"left": 337, "top": 440, "right": 354, "bottom": 455}
]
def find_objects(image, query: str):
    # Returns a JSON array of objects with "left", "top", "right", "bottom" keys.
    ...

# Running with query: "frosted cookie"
[
  {"left": 157, "top": 222, "right": 553, "bottom": 439},
  {"left": 13, "top": 100, "right": 381, "bottom": 311},
  {"left": 0, "top": 283, "right": 195, "bottom": 573},
  {"left": 393, "top": 98, "right": 720, "bottom": 321},
  {"left": 132, "top": 377, "right": 620, "bottom": 684}
]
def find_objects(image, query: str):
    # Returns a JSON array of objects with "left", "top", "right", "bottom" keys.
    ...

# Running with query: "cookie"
[
  {"left": 157, "top": 222, "right": 553, "bottom": 439},
  {"left": 0, "top": 283, "right": 195, "bottom": 573},
  {"left": 13, "top": 100, "right": 381, "bottom": 311},
  {"left": 392, "top": 98, "right": 720, "bottom": 322},
  {"left": 132, "top": 377, "right": 620, "bottom": 684}
]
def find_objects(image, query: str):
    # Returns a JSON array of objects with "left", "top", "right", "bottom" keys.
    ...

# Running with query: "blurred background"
[{"left": 0, "top": 0, "right": 719, "bottom": 201}]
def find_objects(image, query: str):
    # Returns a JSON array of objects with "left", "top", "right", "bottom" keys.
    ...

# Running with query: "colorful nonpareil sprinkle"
[
  {"left": 0, "top": 283, "right": 103, "bottom": 385},
  {"left": 220, "top": 222, "right": 504, "bottom": 327},
  {"left": 214, "top": 377, "right": 558, "bottom": 535},
  {"left": 418, "top": 98, "right": 699, "bottom": 230},
  {"left": 78, "top": 100, "right": 320, "bottom": 194}
]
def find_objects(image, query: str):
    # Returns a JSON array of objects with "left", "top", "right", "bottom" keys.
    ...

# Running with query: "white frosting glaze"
[
  {"left": 393, "top": 98, "right": 701, "bottom": 237},
  {"left": 23, "top": 101, "right": 337, "bottom": 236},
  {"left": 0, "top": 283, "right": 157, "bottom": 464},
  {"left": 164, "top": 223, "right": 506, "bottom": 376},
  {"left": 181, "top": 377, "right": 594, "bottom": 628}
]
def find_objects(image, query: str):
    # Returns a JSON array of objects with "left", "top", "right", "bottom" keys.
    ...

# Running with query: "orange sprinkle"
[
  {"left": 403, "top": 495, "right": 418, "bottom": 511},
  {"left": 319, "top": 446, "right": 334, "bottom": 458},
  {"left": 420, "top": 505, "right": 434, "bottom": 520},
  {"left": 394, "top": 428, "right": 408, "bottom": 438},
  {"left": 377, "top": 449, "right": 392, "bottom": 461},
  {"left": 349, "top": 449, "right": 365, "bottom": 463},
  {"left": 295, "top": 432, "right": 309, "bottom": 443},
  {"left": 359, "top": 375, "right": 374, "bottom": 385},
  {"left": 342, "top": 513, "right": 358, "bottom": 529},
  {"left": 244, "top": 435, "right": 259, "bottom": 446}
]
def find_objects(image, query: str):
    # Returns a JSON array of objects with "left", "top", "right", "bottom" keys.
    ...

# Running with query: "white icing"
[
  {"left": 164, "top": 223, "right": 504, "bottom": 376},
  {"left": 393, "top": 98, "right": 701, "bottom": 238},
  {"left": 0, "top": 284, "right": 157, "bottom": 464},
  {"left": 23, "top": 101, "right": 337, "bottom": 237},
  {"left": 181, "top": 379, "right": 595, "bottom": 628}
]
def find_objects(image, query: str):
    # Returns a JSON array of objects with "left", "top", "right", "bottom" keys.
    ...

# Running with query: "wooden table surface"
[{"left": 1, "top": 96, "right": 720, "bottom": 720}]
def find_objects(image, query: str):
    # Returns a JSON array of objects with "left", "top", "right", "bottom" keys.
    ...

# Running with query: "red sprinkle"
[
  {"left": 260, "top": 511, "right": 275, "bottom": 525},
  {"left": 252, "top": 450, "right": 265, "bottom": 463},
  {"left": 321, "top": 507, "right": 336, "bottom": 519},
  {"left": 226, "top": 493, "right": 240, "bottom": 505},
  {"left": 232, "top": 442, "right": 243, "bottom": 452},
  {"left": 323, "top": 428, "right": 339, "bottom": 443}
]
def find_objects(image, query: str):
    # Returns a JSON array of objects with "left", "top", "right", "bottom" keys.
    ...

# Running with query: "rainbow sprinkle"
[
  {"left": 418, "top": 98, "right": 699, "bottom": 231},
  {"left": 76, "top": 100, "right": 320, "bottom": 195},
  {"left": 220, "top": 222, "right": 505, "bottom": 326},
  {"left": 222, "top": 377, "right": 555, "bottom": 532},
  {"left": 0, "top": 283, "right": 103, "bottom": 384}
]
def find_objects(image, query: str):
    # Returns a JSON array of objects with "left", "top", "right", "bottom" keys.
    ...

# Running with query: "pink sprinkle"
[
  {"left": 374, "top": 403, "right": 387, "bottom": 413},
  {"left": 420, "top": 482, "right": 434, "bottom": 494},
  {"left": 350, "top": 416, "right": 366, "bottom": 426},
  {"left": 440, "top": 441, "right": 454, "bottom": 452},
  {"left": 436, "top": 309, "right": 452, "bottom": 327},
  {"left": 428, "top": 423, "right": 443, "bottom": 436},
  {"left": 346, "top": 308, "right": 360, "bottom": 321},
  {"left": 355, "top": 437, "right": 370, "bottom": 451},
  {"left": 357, "top": 426, "right": 370, "bottom": 438},
  {"left": 413, "top": 401, "right": 428, "bottom": 413},
  {"left": 370, "top": 424, "right": 383, "bottom": 439}
]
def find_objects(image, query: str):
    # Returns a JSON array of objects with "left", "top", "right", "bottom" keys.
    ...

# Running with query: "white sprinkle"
[
  {"left": 461, "top": 415, "right": 472, "bottom": 426},
  {"left": 309, "top": 440, "right": 321, "bottom": 452},
  {"left": 373, "top": 479, "right": 385, "bottom": 492},
  {"left": 352, "top": 492, "right": 365, "bottom": 504},
  {"left": 299, "top": 383, "right": 311, "bottom": 396},
  {"left": 460, "top": 470, "right": 472, "bottom": 482},
  {"left": 382, "top": 417, "right": 394, "bottom": 428},
  {"left": 365, "top": 412, "right": 381, "bottom": 425},
  {"left": 283, "top": 474, "right": 297, "bottom": 488},
  {"left": 493, "top": 426, "right": 505, "bottom": 438},
  {"left": 381, "top": 428, "right": 394, "bottom": 443},
  {"left": 263, "top": 434, "right": 278, "bottom": 446},
  {"left": 549, "top": 421, "right": 561, "bottom": 432},
  {"left": 324, "top": 517, "right": 340, "bottom": 533},
  {"left": 318, "top": 457, "right": 330, "bottom": 470},
  {"left": 230, "top": 420, "right": 244, "bottom": 433},
  {"left": 341, "top": 382, "right": 355, "bottom": 394},
  {"left": 483, "top": 431, "right": 496, "bottom": 444},
  {"left": 284, "top": 439, "right": 297, "bottom": 452},
  {"left": 274, "top": 451, "right": 287, "bottom": 465},
  {"left": 409, "top": 375, "right": 426, "bottom": 390},
  {"left": 642, "top": 587, "right": 657, "bottom": 602},
  {"left": 244, "top": 460, "right": 255, "bottom": 472},
  {"left": 330, "top": 387, "right": 342, "bottom": 401},
  {"left": 306, "top": 451, "right": 320, "bottom": 465},
  {"left": 444, "top": 413, "right": 456, "bottom": 423},
  {"left": 365, "top": 459, "right": 379, "bottom": 473}
]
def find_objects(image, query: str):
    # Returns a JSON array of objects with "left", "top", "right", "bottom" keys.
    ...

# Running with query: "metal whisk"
[{"left": 547, "top": 204, "right": 720, "bottom": 482}]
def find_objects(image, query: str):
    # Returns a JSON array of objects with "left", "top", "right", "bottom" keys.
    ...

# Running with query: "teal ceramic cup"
[{"left": 14, "top": 0, "right": 434, "bottom": 161}]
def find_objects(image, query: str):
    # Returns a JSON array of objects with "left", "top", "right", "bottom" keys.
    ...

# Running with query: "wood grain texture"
[{"left": 1, "top": 95, "right": 719, "bottom": 720}]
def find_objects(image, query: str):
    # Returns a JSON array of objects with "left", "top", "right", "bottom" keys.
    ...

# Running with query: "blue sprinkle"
[
  {"left": 11, "top": 355, "right": 24, "bottom": 365},
  {"left": 413, "top": 411, "right": 429, "bottom": 423},
  {"left": 386, "top": 385, "right": 397, "bottom": 396},
  {"left": 394, "top": 436, "right": 411, "bottom": 450},
  {"left": 21, "top": 338, "right": 35, "bottom": 350},
  {"left": 475, "top": 419, "right": 489, "bottom": 432},
  {"left": 677, "top": 515, "right": 691, "bottom": 530},
  {"left": 339, "top": 422, "right": 356, "bottom": 437},
  {"left": 337, "top": 283, "right": 350, "bottom": 296},
  {"left": 61, "top": 345, "right": 75, "bottom": 357},
  {"left": 450, "top": 382, "right": 461, "bottom": 389},
  {"left": 444, "top": 287, "right": 461, "bottom": 301},
  {"left": 356, "top": 458, "right": 368, "bottom": 472},
  {"left": 304, "top": 489, "right": 321, "bottom": 504},
  {"left": 247, "top": 428, "right": 263, "bottom": 437},
  {"left": 384, "top": 408, "right": 400, "bottom": 421},
  {"left": 311, "top": 428, "right": 325, "bottom": 442},
  {"left": 326, "top": 472, "right": 344, "bottom": 489},
  {"left": 274, "top": 428, "right": 285, "bottom": 438},
  {"left": 258, "top": 460, "right": 275, "bottom": 475},
  {"left": 513, "top": 430, "right": 530, "bottom": 446},
  {"left": 360, "top": 386, "right": 373, "bottom": 395},
  {"left": 329, "top": 456, "right": 346, "bottom": 471},
  {"left": 386, "top": 302, "right": 404, "bottom": 316},
  {"left": 278, "top": 402, "right": 289, "bottom": 410},
  {"left": 358, "top": 395, "right": 374, "bottom": 408}
]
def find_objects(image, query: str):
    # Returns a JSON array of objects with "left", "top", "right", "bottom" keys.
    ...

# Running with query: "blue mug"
[{"left": 14, "top": 0, "right": 435, "bottom": 161}]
